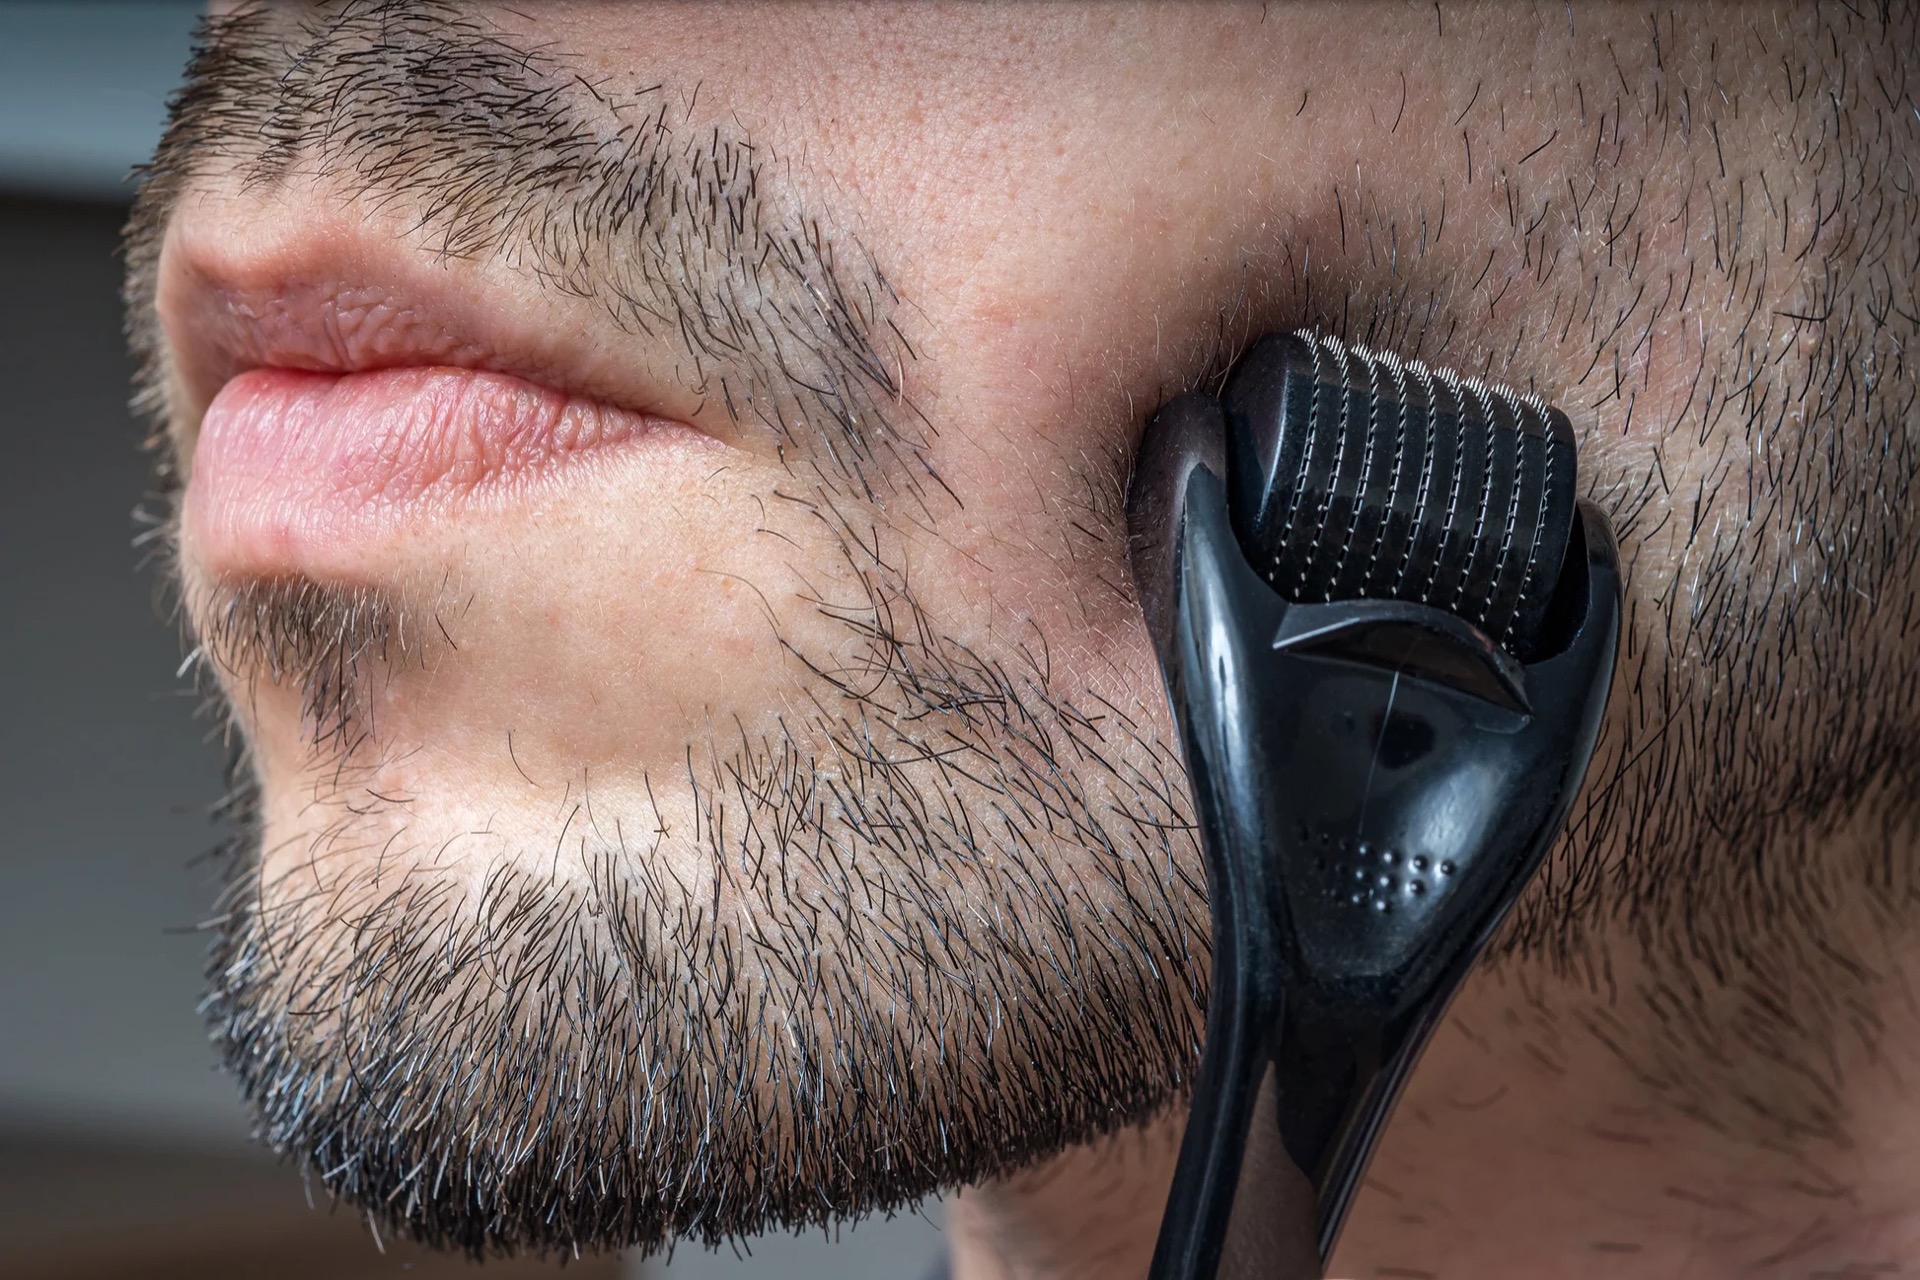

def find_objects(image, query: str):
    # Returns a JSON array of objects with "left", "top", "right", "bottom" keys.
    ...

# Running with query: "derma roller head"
[
  {"left": 1224, "top": 331, "right": 1578, "bottom": 659},
  {"left": 1130, "top": 332, "right": 1621, "bottom": 1280}
]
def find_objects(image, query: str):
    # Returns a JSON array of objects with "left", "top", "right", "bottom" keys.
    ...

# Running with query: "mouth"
[
  {"left": 156, "top": 199, "right": 731, "bottom": 581},
  {"left": 185, "top": 364, "right": 711, "bottom": 578},
  {"left": 152, "top": 187, "right": 805, "bottom": 772}
]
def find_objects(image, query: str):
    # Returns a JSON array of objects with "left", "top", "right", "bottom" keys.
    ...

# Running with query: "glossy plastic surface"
[{"left": 1130, "top": 393, "right": 1620, "bottom": 1280}]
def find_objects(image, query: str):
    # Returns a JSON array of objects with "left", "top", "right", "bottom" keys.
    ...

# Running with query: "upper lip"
[{"left": 155, "top": 192, "right": 720, "bottom": 471}]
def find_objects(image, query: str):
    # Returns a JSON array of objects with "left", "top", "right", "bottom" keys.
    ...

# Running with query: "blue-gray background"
[{"left": 0, "top": 5, "right": 943, "bottom": 1275}]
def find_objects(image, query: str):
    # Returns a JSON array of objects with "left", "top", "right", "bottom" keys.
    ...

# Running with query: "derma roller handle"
[{"left": 1130, "top": 334, "right": 1621, "bottom": 1280}]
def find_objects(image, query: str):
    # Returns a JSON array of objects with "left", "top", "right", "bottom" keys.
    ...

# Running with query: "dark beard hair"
[
  {"left": 165, "top": 312, "right": 1208, "bottom": 1262},
  {"left": 131, "top": 0, "right": 1920, "bottom": 1261},
  {"left": 198, "top": 551, "right": 1209, "bottom": 1256}
]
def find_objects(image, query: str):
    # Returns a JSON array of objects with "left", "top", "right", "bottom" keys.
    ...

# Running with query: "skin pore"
[{"left": 124, "top": 4, "right": 1918, "bottom": 1278}]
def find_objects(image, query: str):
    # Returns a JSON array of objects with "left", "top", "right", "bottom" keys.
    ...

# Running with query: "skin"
[{"left": 126, "top": 3, "right": 1919, "bottom": 1278}]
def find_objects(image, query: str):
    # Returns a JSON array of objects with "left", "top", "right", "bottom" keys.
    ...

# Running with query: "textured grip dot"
[{"left": 1222, "top": 331, "right": 1577, "bottom": 658}]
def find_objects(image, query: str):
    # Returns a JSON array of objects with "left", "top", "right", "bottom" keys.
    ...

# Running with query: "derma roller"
[{"left": 1129, "top": 331, "right": 1621, "bottom": 1279}]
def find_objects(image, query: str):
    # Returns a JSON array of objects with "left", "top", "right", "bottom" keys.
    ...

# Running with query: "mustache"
[{"left": 124, "top": 0, "right": 925, "bottom": 504}]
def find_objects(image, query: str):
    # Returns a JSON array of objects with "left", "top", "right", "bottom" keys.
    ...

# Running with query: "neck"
[
  {"left": 1340, "top": 924, "right": 1920, "bottom": 1276},
  {"left": 946, "top": 811, "right": 1920, "bottom": 1279},
  {"left": 946, "top": 1113, "right": 1180, "bottom": 1280}
]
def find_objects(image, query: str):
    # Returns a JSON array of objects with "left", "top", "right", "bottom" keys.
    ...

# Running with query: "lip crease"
[{"left": 182, "top": 365, "right": 698, "bottom": 578}]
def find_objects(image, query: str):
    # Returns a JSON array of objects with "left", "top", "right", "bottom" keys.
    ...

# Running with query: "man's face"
[{"left": 128, "top": 1, "right": 1918, "bottom": 1264}]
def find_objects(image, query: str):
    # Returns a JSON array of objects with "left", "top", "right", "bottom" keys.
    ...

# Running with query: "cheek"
[{"left": 891, "top": 447, "right": 1176, "bottom": 767}]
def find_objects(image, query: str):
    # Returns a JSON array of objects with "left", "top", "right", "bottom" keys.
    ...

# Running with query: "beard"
[{"left": 194, "top": 537, "right": 1209, "bottom": 1257}]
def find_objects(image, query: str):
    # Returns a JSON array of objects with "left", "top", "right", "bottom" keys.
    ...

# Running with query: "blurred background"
[{"left": 0, "top": 5, "right": 944, "bottom": 1276}]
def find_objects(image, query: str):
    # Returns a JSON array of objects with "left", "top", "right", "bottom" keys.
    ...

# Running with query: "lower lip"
[{"left": 184, "top": 366, "right": 684, "bottom": 573}]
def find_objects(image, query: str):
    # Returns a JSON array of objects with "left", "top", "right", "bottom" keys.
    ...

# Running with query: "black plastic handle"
[{"left": 1131, "top": 393, "right": 1620, "bottom": 1279}]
